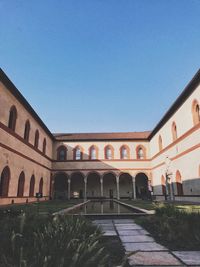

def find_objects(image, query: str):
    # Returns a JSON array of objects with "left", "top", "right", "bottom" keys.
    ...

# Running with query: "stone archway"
[
  {"left": 103, "top": 172, "right": 117, "bottom": 198},
  {"left": 119, "top": 173, "right": 132, "bottom": 199},
  {"left": 87, "top": 172, "right": 101, "bottom": 198},
  {"left": 71, "top": 172, "right": 85, "bottom": 199},
  {"left": 135, "top": 172, "right": 150, "bottom": 199},
  {"left": 0, "top": 166, "right": 10, "bottom": 197},
  {"left": 54, "top": 172, "right": 68, "bottom": 199}
]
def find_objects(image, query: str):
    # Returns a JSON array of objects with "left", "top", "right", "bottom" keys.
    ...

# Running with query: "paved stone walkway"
[{"left": 93, "top": 219, "right": 200, "bottom": 266}]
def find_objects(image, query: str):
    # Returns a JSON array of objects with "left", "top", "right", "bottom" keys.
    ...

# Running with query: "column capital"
[
  {"left": 68, "top": 178, "right": 71, "bottom": 183},
  {"left": 100, "top": 177, "right": 103, "bottom": 183}
]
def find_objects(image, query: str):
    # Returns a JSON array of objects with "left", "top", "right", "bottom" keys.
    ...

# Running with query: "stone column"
[
  {"left": 84, "top": 177, "right": 87, "bottom": 201},
  {"left": 116, "top": 175, "right": 120, "bottom": 200},
  {"left": 132, "top": 176, "right": 136, "bottom": 199},
  {"left": 67, "top": 178, "right": 71, "bottom": 200},
  {"left": 100, "top": 177, "right": 103, "bottom": 198}
]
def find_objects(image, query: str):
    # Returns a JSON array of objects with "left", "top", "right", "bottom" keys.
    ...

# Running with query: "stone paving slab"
[
  {"left": 115, "top": 224, "right": 143, "bottom": 230},
  {"left": 128, "top": 251, "right": 183, "bottom": 266},
  {"left": 120, "top": 235, "right": 154, "bottom": 243},
  {"left": 98, "top": 224, "right": 114, "bottom": 230},
  {"left": 123, "top": 242, "right": 167, "bottom": 252},
  {"left": 172, "top": 251, "right": 200, "bottom": 266},
  {"left": 117, "top": 229, "right": 150, "bottom": 236},
  {"left": 103, "top": 230, "right": 117, "bottom": 236},
  {"left": 114, "top": 219, "right": 134, "bottom": 224},
  {"left": 93, "top": 219, "right": 113, "bottom": 224}
]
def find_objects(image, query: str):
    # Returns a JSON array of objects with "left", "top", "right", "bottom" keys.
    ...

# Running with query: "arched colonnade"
[{"left": 52, "top": 171, "right": 151, "bottom": 200}]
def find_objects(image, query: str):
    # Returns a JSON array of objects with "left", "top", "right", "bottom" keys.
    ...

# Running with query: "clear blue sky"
[{"left": 1, "top": 0, "right": 200, "bottom": 133}]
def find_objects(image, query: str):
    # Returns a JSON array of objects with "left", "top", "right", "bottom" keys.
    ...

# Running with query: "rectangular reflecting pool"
[{"left": 70, "top": 200, "right": 143, "bottom": 216}]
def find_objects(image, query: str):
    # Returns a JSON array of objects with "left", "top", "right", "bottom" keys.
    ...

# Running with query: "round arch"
[
  {"left": 175, "top": 170, "right": 183, "bottom": 196},
  {"left": 53, "top": 172, "right": 68, "bottom": 199},
  {"left": 0, "top": 166, "right": 10, "bottom": 197},
  {"left": 87, "top": 172, "right": 101, "bottom": 198},
  {"left": 103, "top": 172, "right": 117, "bottom": 198},
  {"left": 29, "top": 175, "right": 35, "bottom": 197},
  {"left": 135, "top": 172, "right": 150, "bottom": 199},
  {"left": 119, "top": 172, "right": 132, "bottom": 199},
  {"left": 71, "top": 172, "right": 85, "bottom": 198},
  {"left": 17, "top": 171, "right": 25, "bottom": 197},
  {"left": 39, "top": 178, "right": 43, "bottom": 195}
]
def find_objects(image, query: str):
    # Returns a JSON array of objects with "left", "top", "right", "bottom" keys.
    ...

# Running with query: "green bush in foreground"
[
  {"left": 0, "top": 213, "right": 109, "bottom": 267},
  {"left": 136, "top": 204, "right": 200, "bottom": 250}
]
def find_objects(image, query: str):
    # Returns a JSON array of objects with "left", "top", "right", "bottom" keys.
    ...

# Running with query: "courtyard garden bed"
[
  {"left": 122, "top": 199, "right": 158, "bottom": 210},
  {"left": 0, "top": 199, "right": 83, "bottom": 217},
  {"left": 0, "top": 208, "right": 128, "bottom": 267},
  {"left": 135, "top": 204, "right": 200, "bottom": 250}
]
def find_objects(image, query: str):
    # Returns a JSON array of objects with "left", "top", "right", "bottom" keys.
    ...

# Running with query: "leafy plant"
[{"left": 0, "top": 213, "right": 109, "bottom": 267}]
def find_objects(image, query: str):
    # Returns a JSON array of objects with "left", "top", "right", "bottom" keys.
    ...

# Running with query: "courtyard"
[{"left": 0, "top": 199, "right": 200, "bottom": 266}]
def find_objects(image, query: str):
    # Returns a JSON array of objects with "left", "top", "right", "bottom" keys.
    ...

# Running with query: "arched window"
[
  {"left": 176, "top": 170, "right": 183, "bottom": 196},
  {"left": 120, "top": 145, "right": 130, "bottom": 159},
  {"left": 136, "top": 145, "right": 146, "bottom": 159},
  {"left": 29, "top": 175, "right": 35, "bottom": 197},
  {"left": 57, "top": 146, "right": 67, "bottom": 161},
  {"left": 43, "top": 138, "right": 46, "bottom": 154},
  {"left": 74, "top": 146, "right": 83, "bottom": 160},
  {"left": 192, "top": 100, "right": 200, "bottom": 125},
  {"left": 39, "top": 178, "right": 43, "bottom": 195},
  {"left": 17, "top": 171, "right": 25, "bottom": 197},
  {"left": 158, "top": 135, "right": 163, "bottom": 151},
  {"left": 0, "top": 166, "right": 10, "bottom": 197},
  {"left": 161, "top": 175, "right": 166, "bottom": 195},
  {"left": 89, "top": 145, "right": 98, "bottom": 160},
  {"left": 34, "top": 130, "right": 39, "bottom": 149},
  {"left": 172, "top": 122, "right": 177, "bottom": 141},
  {"left": 105, "top": 145, "right": 114, "bottom": 160},
  {"left": 24, "top": 120, "right": 30, "bottom": 142},
  {"left": 8, "top": 105, "right": 17, "bottom": 131}
]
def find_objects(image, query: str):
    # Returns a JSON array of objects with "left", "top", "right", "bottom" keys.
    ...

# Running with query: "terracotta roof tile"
[{"left": 53, "top": 131, "right": 151, "bottom": 141}]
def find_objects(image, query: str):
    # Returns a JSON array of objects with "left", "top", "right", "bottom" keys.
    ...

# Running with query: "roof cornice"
[
  {"left": 148, "top": 69, "right": 200, "bottom": 140},
  {"left": 0, "top": 68, "right": 54, "bottom": 140}
]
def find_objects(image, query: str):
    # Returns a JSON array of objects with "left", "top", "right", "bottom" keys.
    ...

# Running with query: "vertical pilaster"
[
  {"left": 132, "top": 176, "right": 136, "bottom": 199},
  {"left": 100, "top": 177, "right": 103, "bottom": 198},
  {"left": 68, "top": 178, "right": 71, "bottom": 200},
  {"left": 84, "top": 177, "right": 87, "bottom": 201},
  {"left": 116, "top": 175, "right": 120, "bottom": 200}
]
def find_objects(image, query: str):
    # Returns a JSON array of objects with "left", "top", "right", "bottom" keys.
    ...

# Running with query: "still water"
[{"left": 71, "top": 200, "right": 140, "bottom": 215}]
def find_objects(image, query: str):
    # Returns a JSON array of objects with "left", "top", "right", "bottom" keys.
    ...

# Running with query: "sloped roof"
[{"left": 53, "top": 131, "right": 151, "bottom": 141}]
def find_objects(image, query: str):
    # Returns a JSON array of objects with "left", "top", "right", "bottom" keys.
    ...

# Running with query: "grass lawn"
[
  {"left": 122, "top": 199, "right": 200, "bottom": 212},
  {"left": 122, "top": 199, "right": 157, "bottom": 210},
  {"left": 0, "top": 199, "right": 83, "bottom": 214},
  {"left": 173, "top": 203, "right": 200, "bottom": 213}
]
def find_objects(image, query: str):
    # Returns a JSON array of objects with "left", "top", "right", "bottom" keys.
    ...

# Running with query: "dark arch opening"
[
  {"left": 8, "top": 106, "right": 17, "bottom": 131},
  {"left": 119, "top": 173, "right": 132, "bottom": 199},
  {"left": 39, "top": 178, "right": 43, "bottom": 195},
  {"left": 71, "top": 172, "right": 84, "bottom": 199},
  {"left": 29, "top": 175, "right": 35, "bottom": 197},
  {"left": 54, "top": 172, "right": 68, "bottom": 199},
  {"left": 103, "top": 172, "right": 116, "bottom": 198},
  {"left": 0, "top": 166, "right": 10, "bottom": 197},
  {"left": 17, "top": 172, "right": 25, "bottom": 197},
  {"left": 87, "top": 172, "right": 101, "bottom": 198},
  {"left": 135, "top": 172, "right": 150, "bottom": 200}
]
